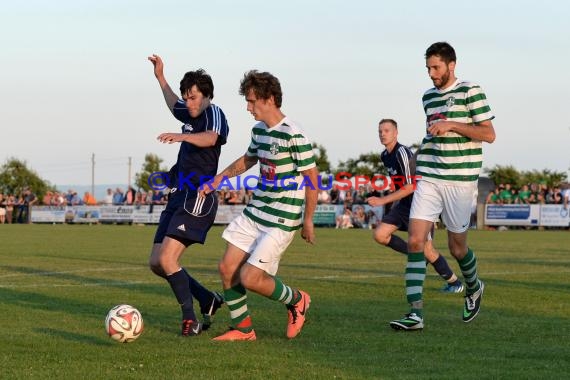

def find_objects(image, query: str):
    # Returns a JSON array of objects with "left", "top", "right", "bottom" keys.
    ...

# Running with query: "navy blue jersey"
[
  {"left": 170, "top": 100, "right": 229, "bottom": 189},
  {"left": 381, "top": 142, "right": 414, "bottom": 208}
]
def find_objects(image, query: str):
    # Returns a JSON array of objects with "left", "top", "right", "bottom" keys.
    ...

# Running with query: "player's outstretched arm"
[
  {"left": 200, "top": 153, "right": 258, "bottom": 196},
  {"left": 148, "top": 54, "right": 179, "bottom": 113},
  {"left": 157, "top": 131, "right": 218, "bottom": 147}
]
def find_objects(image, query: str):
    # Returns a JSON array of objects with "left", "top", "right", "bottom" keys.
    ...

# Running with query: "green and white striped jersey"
[
  {"left": 244, "top": 117, "right": 316, "bottom": 231},
  {"left": 417, "top": 79, "right": 494, "bottom": 185}
]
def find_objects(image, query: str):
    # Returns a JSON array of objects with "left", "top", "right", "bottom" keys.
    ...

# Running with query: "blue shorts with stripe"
[
  {"left": 153, "top": 190, "right": 218, "bottom": 246},
  {"left": 382, "top": 201, "right": 435, "bottom": 239},
  {"left": 382, "top": 202, "right": 411, "bottom": 232}
]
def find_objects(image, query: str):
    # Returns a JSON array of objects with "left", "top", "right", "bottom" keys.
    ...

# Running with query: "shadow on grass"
[
  {"left": 38, "top": 328, "right": 113, "bottom": 346},
  {"left": 0, "top": 264, "right": 220, "bottom": 299},
  {"left": 0, "top": 279, "right": 208, "bottom": 334}
]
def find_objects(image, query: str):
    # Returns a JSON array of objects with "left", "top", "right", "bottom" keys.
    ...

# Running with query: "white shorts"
[
  {"left": 410, "top": 180, "right": 477, "bottom": 233},
  {"left": 222, "top": 213, "right": 296, "bottom": 276}
]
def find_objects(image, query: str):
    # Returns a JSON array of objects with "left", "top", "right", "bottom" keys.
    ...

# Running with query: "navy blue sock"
[
  {"left": 431, "top": 255, "right": 455, "bottom": 281},
  {"left": 182, "top": 268, "right": 212, "bottom": 313},
  {"left": 387, "top": 235, "right": 408, "bottom": 254},
  {"left": 167, "top": 269, "right": 196, "bottom": 321}
]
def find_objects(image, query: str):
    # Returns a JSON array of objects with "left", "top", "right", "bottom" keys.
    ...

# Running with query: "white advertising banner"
[{"left": 539, "top": 205, "right": 570, "bottom": 227}]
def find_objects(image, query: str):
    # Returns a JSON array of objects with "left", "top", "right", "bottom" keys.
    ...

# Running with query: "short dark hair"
[
  {"left": 239, "top": 70, "right": 282, "bottom": 107},
  {"left": 379, "top": 118, "right": 398, "bottom": 128},
  {"left": 180, "top": 69, "right": 214, "bottom": 99},
  {"left": 425, "top": 42, "right": 456, "bottom": 64}
]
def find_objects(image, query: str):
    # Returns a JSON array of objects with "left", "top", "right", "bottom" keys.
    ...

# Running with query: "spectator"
[
  {"left": 103, "top": 188, "right": 113, "bottom": 205},
  {"left": 0, "top": 193, "right": 6, "bottom": 224},
  {"left": 510, "top": 186, "right": 519, "bottom": 203},
  {"left": 217, "top": 188, "right": 226, "bottom": 204},
  {"left": 134, "top": 189, "right": 146, "bottom": 206},
  {"left": 499, "top": 184, "right": 513, "bottom": 204},
  {"left": 17, "top": 187, "right": 37, "bottom": 223},
  {"left": 335, "top": 207, "right": 353, "bottom": 229},
  {"left": 344, "top": 189, "right": 353, "bottom": 209},
  {"left": 550, "top": 191, "right": 561, "bottom": 204},
  {"left": 353, "top": 185, "right": 367, "bottom": 204},
  {"left": 244, "top": 189, "right": 254, "bottom": 204},
  {"left": 54, "top": 192, "right": 66, "bottom": 207},
  {"left": 352, "top": 205, "right": 368, "bottom": 229},
  {"left": 42, "top": 191, "right": 53, "bottom": 206},
  {"left": 69, "top": 192, "right": 82, "bottom": 205},
  {"left": 65, "top": 189, "right": 74, "bottom": 206},
  {"left": 561, "top": 184, "right": 570, "bottom": 209},
  {"left": 152, "top": 190, "right": 166, "bottom": 205},
  {"left": 83, "top": 192, "right": 97, "bottom": 205},
  {"left": 112, "top": 188, "right": 124, "bottom": 205},
  {"left": 5, "top": 194, "right": 15, "bottom": 223},
  {"left": 329, "top": 184, "right": 339, "bottom": 204},
  {"left": 517, "top": 184, "right": 531, "bottom": 204},
  {"left": 226, "top": 190, "right": 241, "bottom": 204},
  {"left": 317, "top": 188, "right": 331, "bottom": 204},
  {"left": 125, "top": 186, "right": 136, "bottom": 205},
  {"left": 485, "top": 187, "right": 500, "bottom": 204}
]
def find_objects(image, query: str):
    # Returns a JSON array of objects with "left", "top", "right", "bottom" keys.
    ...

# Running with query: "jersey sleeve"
[
  {"left": 172, "top": 100, "right": 191, "bottom": 123},
  {"left": 466, "top": 85, "right": 494, "bottom": 124},
  {"left": 204, "top": 105, "right": 229, "bottom": 145},
  {"left": 289, "top": 133, "right": 316, "bottom": 172},
  {"left": 246, "top": 128, "right": 259, "bottom": 158},
  {"left": 396, "top": 146, "right": 413, "bottom": 185}
]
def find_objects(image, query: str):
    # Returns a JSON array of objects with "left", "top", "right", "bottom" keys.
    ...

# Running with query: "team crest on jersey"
[
  {"left": 183, "top": 124, "right": 193, "bottom": 132},
  {"left": 269, "top": 142, "right": 280, "bottom": 155},
  {"left": 446, "top": 96, "right": 456, "bottom": 108}
]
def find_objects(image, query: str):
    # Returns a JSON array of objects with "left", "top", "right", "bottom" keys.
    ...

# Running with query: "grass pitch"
[{"left": 1, "top": 224, "right": 569, "bottom": 379}]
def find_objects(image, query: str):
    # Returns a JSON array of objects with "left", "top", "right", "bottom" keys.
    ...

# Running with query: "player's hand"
[
  {"left": 148, "top": 54, "right": 164, "bottom": 79},
  {"left": 157, "top": 133, "right": 185, "bottom": 144},
  {"left": 199, "top": 175, "right": 222, "bottom": 197},
  {"left": 427, "top": 120, "right": 452, "bottom": 136},
  {"left": 366, "top": 197, "right": 384, "bottom": 207},
  {"left": 301, "top": 220, "right": 315, "bottom": 245}
]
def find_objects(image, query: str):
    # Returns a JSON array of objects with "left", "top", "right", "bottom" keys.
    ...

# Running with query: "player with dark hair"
[
  {"left": 367, "top": 118, "right": 464, "bottom": 293},
  {"left": 390, "top": 42, "right": 495, "bottom": 330},
  {"left": 202, "top": 70, "right": 318, "bottom": 341},
  {"left": 147, "top": 54, "right": 229, "bottom": 336}
]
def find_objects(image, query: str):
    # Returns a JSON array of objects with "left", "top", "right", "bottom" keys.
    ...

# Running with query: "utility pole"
[
  {"left": 91, "top": 153, "right": 95, "bottom": 197},
  {"left": 128, "top": 156, "right": 132, "bottom": 188}
]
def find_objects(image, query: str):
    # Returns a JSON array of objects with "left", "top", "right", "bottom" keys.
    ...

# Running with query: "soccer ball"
[{"left": 105, "top": 304, "right": 144, "bottom": 343}]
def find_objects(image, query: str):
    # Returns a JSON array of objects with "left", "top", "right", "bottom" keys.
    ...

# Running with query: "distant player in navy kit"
[
  {"left": 367, "top": 119, "right": 463, "bottom": 292},
  {"left": 147, "top": 54, "right": 228, "bottom": 336}
]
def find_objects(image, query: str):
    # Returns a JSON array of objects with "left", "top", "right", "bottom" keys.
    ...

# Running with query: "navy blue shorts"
[
  {"left": 153, "top": 190, "right": 218, "bottom": 246},
  {"left": 382, "top": 202, "right": 436, "bottom": 238},
  {"left": 381, "top": 202, "right": 411, "bottom": 232}
]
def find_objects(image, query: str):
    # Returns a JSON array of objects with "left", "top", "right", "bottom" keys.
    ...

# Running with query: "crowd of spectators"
[
  {"left": 0, "top": 187, "right": 38, "bottom": 224},
  {"left": 485, "top": 183, "right": 570, "bottom": 207},
  {"left": 5, "top": 180, "right": 568, "bottom": 226},
  {"left": 34, "top": 187, "right": 169, "bottom": 208},
  {"left": 317, "top": 183, "right": 387, "bottom": 230},
  {"left": 28, "top": 183, "right": 385, "bottom": 228}
]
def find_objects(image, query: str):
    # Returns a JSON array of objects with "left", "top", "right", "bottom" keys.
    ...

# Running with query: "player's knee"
[
  {"left": 239, "top": 264, "right": 264, "bottom": 291},
  {"left": 218, "top": 259, "right": 234, "bottom": 283},
  {"left": 407, "top": 235, "right": 424, "bottom": 252},
  {"left": 373, "top": 229, "right": 390, "bottom": 245},
  {"left": 148, "top": 256, "right": 165, "bottom": 277}
]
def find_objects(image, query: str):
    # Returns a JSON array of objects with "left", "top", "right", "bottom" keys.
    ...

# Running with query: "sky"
[{"left": 2, "top": 0, "right": 569, "bottom": 195}]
